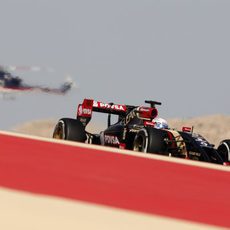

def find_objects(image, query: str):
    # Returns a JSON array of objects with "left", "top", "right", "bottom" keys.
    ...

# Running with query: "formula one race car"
[{"left": 53, "top": 98, "right": 230, "bottom": 165}]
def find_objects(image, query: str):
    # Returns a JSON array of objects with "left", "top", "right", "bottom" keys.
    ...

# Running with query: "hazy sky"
[{"left": 0, "top": 0, "right": 229, "bottom": 130}]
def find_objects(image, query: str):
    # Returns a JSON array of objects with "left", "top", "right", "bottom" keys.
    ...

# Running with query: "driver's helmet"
[{"left": 152, "top": 117, "right": 169, "bottom": 129}]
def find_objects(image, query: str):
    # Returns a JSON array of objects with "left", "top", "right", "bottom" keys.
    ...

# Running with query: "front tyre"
[
  {"left": 133, "top": 129, "right": 148, "bottom": 152},
  {"left": 53, "top": 118, "right": 87, "bottom": 142},
  {"left": 133, "top": 128, "right": 168, "bottom": 154},
  {"left": 217, "top": 139, "right": 230, "bottom": 162}
]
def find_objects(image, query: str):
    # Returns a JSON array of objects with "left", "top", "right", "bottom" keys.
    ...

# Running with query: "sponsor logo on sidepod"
[{"left": 104, "top": 135, "right": 120, "bottom": 145}]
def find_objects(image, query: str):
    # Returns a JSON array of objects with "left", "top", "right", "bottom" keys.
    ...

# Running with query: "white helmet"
[{"left": 152, "top": 117, "right": 169, "bottom": 129}]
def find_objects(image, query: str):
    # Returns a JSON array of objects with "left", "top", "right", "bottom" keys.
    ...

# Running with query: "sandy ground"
[
  {"left": 168, "top": 114, "right": 230, "bottom": 146},
  {"left": 0, "top": 187, "right": 222, "bottom": 230},
  {"left": 12, "top": 114, "right": 230, "bottom": 146}
]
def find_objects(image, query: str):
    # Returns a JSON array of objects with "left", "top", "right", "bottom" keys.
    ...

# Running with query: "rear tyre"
[
  {"left": 133, "top": 128, "right": 168, "bottom": 154},
  {"left": 53, "top": 118, "right": 87, "bottom": 142},
  {"left": 217, "top": 139, "right": 230, "bottom": 162}
]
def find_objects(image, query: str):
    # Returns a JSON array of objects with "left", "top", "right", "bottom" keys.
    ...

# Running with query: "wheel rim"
[
  {"left": 133, "top": 135, "right": 145, "bottom": 152},
  {"left": 218, "top": 143, "right": 230, "bottom": 161},
  {"left": 53, "top": 121, "right": 65, "bottom": 139}
]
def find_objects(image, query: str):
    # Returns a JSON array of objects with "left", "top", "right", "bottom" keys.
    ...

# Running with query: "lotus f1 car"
[{"left": 53, "top": 99, "right": 230, "bottom": 165}]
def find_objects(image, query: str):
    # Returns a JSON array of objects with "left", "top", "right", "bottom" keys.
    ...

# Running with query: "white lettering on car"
[
  {"left": 104, "top": 135, "right": 120, "bottom": 145},
  {"left": 93, "top": 101, "right": 126, "bottom": 111},
  {"left": 82, "top": 108, "right": 91, "bottom": 115},
  {"left": 78, "top": 105, "right": 92, "bottom": 117}
]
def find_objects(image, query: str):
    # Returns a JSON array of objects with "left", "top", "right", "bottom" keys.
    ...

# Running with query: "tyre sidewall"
[
  {"left": 146, "top": 127, "right": 168, "bottom": 153},
  {"left": 53, "top": 118, "right": 87, "bottom": 142},
  {"left": 217, "top": 139, "right": 230, "bottom": 162},
  {"left": 133, "top": 127, "right": 168, "bottom": 154}
]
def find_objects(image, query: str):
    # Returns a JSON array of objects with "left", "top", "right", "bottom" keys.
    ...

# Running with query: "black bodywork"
[
  {"left": 53, "top": 99, "right": 229, "bottom": 165},
  {"left": 99, "top": 112, "right": 224, "bottom": 165}
]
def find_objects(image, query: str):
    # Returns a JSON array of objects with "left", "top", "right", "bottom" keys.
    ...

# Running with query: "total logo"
[
  {"left": 82, "top": 108, "right": 92, "bottom": 115},
  {"left": 78, "top": 105, "right": 92, "bottom": 117},
  {"left": 93, "top": 101, "right": 126, "bottom": 111}
]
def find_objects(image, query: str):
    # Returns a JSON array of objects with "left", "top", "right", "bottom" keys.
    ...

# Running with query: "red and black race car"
[{"left": 53, "top": 98, "right": 230, "bottom": 165}]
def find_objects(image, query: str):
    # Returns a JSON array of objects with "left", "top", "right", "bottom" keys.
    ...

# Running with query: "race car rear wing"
[
  {"left": 76, "top": 98, "right": 127, "bottom": 127},
  {"left": 76, "top": 98, "right": 161, "bottom": 127}
]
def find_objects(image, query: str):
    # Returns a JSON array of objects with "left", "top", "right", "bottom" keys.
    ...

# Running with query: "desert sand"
[{"left": 12, "top": 114, "right": 230, "bottom": 147}]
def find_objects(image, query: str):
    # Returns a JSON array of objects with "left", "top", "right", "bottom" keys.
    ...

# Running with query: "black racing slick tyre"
[
  {"left": 217, "top": 139, "right": 230, "bottom": 162},
  {"left": 133, "top": 128, "right": 168, "bottom": 154},
  {"left": 53, "top": 118, "right": 87, "bottom": 142}
]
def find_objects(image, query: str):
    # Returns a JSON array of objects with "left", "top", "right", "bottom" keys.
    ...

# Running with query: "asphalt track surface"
[{"left": 0, "top": 131, "right": 230, "bottom": 229}]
